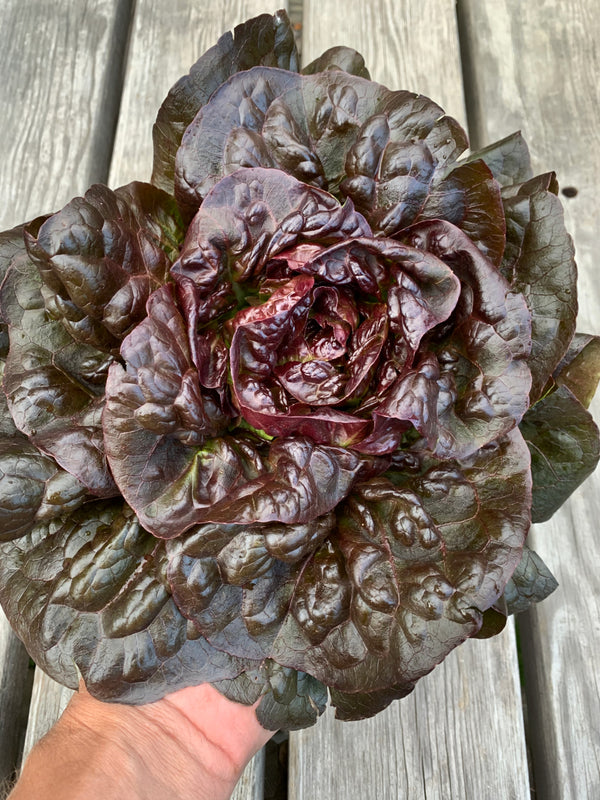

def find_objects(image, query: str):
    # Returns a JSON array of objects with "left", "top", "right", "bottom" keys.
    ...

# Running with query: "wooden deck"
[{"left": 0, "top": 1, "right": 598, "bottom": 798}]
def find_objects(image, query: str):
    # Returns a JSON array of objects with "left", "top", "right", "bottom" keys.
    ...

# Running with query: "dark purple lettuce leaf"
[
  {"left": 175, "top": 68, "right": 467, "bottom": 222},
  {"left": 172, "top": 166, "right": 371, "bottom": 294},
  {"left": 25, "top": 182, "right": 184, "bottom": 353},
  {"left": 519, "top": 384, "right": 600, "bottom": 523},
  {"left": 329, "top": 684, "right": 414, "bottom": 721},
  {"left": 0, "top": 436, "right": 87, "bottom": 540},
  {"left": 0, "top": 231, "right": 117, "bottom": 496},
  {"left": 457, "top": 131, "right": 533, "bottom": 188},
  {"left": 417, "top": 160, "right": 506, "bottom": 266},
  {"left": 1, "top": 226, "right": 29, "bottom": 350},
  {"left": 553, "top": 333, "right": 600, "bottom": 409},
  {"left": 174, "top": 68, "right": 303, "bottom": 217},
  {"left": 153, "top": 11, "right": 299, "bottom": 195},
  {"left": 103, "top": 284, "right": 257, "bottom": 537},
  {"left": 402, "top": 220, "right": 532, "bottom": 458},
  {"left": 302, "top": 46, "right": 370, "bottom": 79},
  {"left": 500, "top": 178, "right": 577, "bottom": 401},
  {"left": 197, "top": 438, "right": 370, "bottom": 526},
  {"left": 0, "top": 499, "right": 248, "bottom": 702},
  {"left": 214, "top": 661, "right": 328, "bottom": 730},
  {"left": 335, "top": 86, "right": 467, "bottom": 220},
  {"left": 472, "top": 599, "right": 508, "bottom": 639},
  {"left": 0, "top": 361, "right": 20, "bottom": 438},
  {"left": 503, "top": 545, "right": 558, "bottom": 614},
  {"left": 341, "top": 99, "right": 469, "bottom": 237},
  {"left": 164, "top": 429, "right": 530, "bottom": 697}
]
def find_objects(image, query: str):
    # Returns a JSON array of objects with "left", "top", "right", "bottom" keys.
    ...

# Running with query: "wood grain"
[
  {"left": 0, "top": 0, "right": 133, "bottom": 783},
  {"left": 459, "top": 1, "right": 600, "bottom": 797},
  {"left": 109, "top": 0, "right": 288, "bottom": 187},
  {"left": 232, "top": 752, "right": 266, "bottom": 800},
  {"left": 290, "top": 622, "right": 529, "bottom": 800},
  {"left": 290, "top": 4, "right": 531, "bottom": 797},
  {"left": 0, "top": 0, "right": 133, "bottom": 230}
]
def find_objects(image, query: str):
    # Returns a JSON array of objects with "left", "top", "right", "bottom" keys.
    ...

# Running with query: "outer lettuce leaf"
[
  {"left": 163, "top": 429, "right": 530, "bottom": 702},
  {"left": 553, "top": 333, "right": 600, "bottom": 409},
  {"left": 152, "top": 11, "right": 299, "bottom": 194},
  {"left": 0, "top": 228, "right": 116, "bottom": 496},
  {"left": 302, "top": 46, "right": 370, "bottom": 79},
  {"left": 501, "top": 178, "right": 577, "bottom": 401},
  {"left": 417, "top": 160, "right": 506, "bottom": 266},
  {"left": 457, "top": 131, "right": 533, "bottom": 188},
  {"left": 0, "top": 500, "right": 249, "bottom": 703},
  {"left": 174, "top": 68, "right": 468, "bottom": 225},
  {"left": 25, "top": 182, "right": 184, "bottom": 353},
  {"left": 503, "top": 545, "right": 558, "bottom": 614},
  {"left": 0, "top": 436, "right": 87, "bottom": 540},
  {"left": 520, "top": 384, "right": 600, "bottom": 523},
  {"left": 214, "top": 662, "right": 328, "bottom": 730},
  {"left": 329, "top": 684, "right": 413, "bottom": 721},
  {"left": 401, "top": 220, "right": 532, "bottom": 459}
]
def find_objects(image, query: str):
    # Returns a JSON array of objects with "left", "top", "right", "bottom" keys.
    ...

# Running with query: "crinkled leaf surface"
[
  {"left": 26, "top": 182, "right": 184, "bottom": 352},
  {"left": 503, "top": 545, "right": 558, "bottom": 614},
  {"left": 163, "top": 429, "right": 530, "bottom": 698},
  {"left": 401, "top": 220, "right": 532, "bottom": 458},
  {"left": 214, "top": 661, "right": 328, "bottom": 730},
  {"left": 0, "top": 229, "right": 116, "bottom": 496},
  {"left": 520, "top": 384, "right": 600, "bottom": 523},
  {"left": 0, "top": 499, "right": 248, "bottom": 702},
  {"left": 152, "top": 10, "right": 299, "bottom": 194},
  {"left": 0, "top": 435, "right": 86, "bottom": 540},
  {"left": 175, "top": 67, "right": 468, "bottom": 224},
  {"left": 416, "top": 159, "right": 506, "bottom": 266}
]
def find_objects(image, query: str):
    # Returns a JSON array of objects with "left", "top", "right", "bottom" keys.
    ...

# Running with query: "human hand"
[{"left": 9, "top": 681, "right": 276, "bottom": 800}]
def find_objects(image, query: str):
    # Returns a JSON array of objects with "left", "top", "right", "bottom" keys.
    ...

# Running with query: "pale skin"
[{"left": 8, "top": 682, "right": 275, "bottom": 800}]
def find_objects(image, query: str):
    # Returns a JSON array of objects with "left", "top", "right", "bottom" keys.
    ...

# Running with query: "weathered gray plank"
[
  {"left": 290, "top": 622, "right": 528, "bottom": 800},
  {"left": 290, "top": 4, "right": 531, "bottom": 798},
  {"left": 0, "top": 0, "right": 133, "bottom": 786},
  {"left": 0, "top": 620, "right": 33, "bottom": 786},
  {"left": 0, "top": 0, "right": 133, "bottom": 231},
  {"left": 458, "top": 2, "right": 600, "bottom": 798}
]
